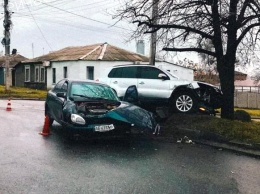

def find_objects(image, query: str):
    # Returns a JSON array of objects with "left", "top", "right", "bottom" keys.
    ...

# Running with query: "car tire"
[
  {"left": 171, "top": 91, "right": 198, "bottom": 113},
  {"left": 45, "top": 105, "right": 54, "bottom": 126}
]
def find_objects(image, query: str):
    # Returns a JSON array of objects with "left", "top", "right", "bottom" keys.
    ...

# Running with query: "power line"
[
  {"left": 33, "top": 0, "right": 133, "bottom": 31},
  {"left": 17, "top": 0, "right": 71, "bottom": 12},
  {"left": 25, "top": 3, "right": 53, "bottom": 51},
  {"left": 15, "top": 14, "right": 125, "bottom": 34}
]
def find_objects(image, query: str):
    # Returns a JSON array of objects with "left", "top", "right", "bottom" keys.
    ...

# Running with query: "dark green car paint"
[{"left": 45, "top": 79, "right": 158, "bottom": 136}]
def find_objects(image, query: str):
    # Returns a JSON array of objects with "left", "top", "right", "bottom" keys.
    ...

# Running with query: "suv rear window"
[{"left": 108, "top": 67, "right": 137, "bottom": 78}]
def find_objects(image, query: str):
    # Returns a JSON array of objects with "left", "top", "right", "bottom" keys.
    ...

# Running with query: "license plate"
[{"left": 94, "top": 124, "right": 115, "bottom": 132}]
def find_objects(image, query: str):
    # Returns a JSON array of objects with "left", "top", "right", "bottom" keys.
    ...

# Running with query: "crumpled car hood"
[
  {"left": 63, "top": 100, "right": 159, "bottom": 133},
  {"left": 106, "top": 102, "right": 158, "bottom": 131}
]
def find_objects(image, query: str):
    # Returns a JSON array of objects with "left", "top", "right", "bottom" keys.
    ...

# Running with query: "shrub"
[{"left": 234, "top": 110, "right": 251, "bottom": 122}]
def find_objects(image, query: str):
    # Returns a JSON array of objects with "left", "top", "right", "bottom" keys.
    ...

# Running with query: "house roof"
[
  {"left": 0, "top": 54, "right": 28, "bottom": 68},
  {"left": 24, "top": 43, "right": 150, "bottom": 63},
  {"left": 235, "top": 71, "right": 247, "bottom": 76},
  {"left": 235, "top": 76, "right": 259, "bottom": 86}
]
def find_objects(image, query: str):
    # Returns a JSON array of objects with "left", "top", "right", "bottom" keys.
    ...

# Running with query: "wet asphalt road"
[{"left": 0, "top": 100, "right": 260, "bottom": 194}]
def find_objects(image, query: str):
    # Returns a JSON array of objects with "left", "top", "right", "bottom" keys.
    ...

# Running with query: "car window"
[
  {"left": 52, "top": 80, "right": 66, "bottom": 93},
  {"left": 121, "top": 67, "right": 137, "bottom": 78},
  {"left": 108, "top": 68, "right": 123, "bottom": 78},
  {"left": 138, "top": 67, "right": 168, "bottom": 79},
  {"left": 108, "top": 67, "right": 137, "bottom": 78},
  {"left": 70, "top": 82, "right": 119, "bottom": 101}
]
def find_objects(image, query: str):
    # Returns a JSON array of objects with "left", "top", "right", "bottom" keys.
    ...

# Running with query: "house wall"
[
  {"left": 15, "top": 63, "right": 47, "bottom": 90},
  {"left": 46, "top": 60, "right": 193, "bottom": 89},
  {"left": 156, "top": 62, "right": 194, "bottom": 81},
  {"left": 15, "top": 64, "right": 24, "bottom": 87},
  {"left": 46, "top": 61, "right": 142, "bottom": 89}
]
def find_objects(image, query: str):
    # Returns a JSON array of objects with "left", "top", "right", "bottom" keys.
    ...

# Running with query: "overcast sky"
[
  {"left": 0, "top": 0, "right": 199, "bottom": 63},
  {"left": 0, "top": 0, "right": 135, "bottom": 57}
]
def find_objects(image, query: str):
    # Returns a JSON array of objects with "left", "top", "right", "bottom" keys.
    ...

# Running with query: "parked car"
[
  {"left": 98, "top": 65, "right": 222, "bottom": 114},
  {"left": 45, "top": 79, "right": 160, "bottom": 138}
]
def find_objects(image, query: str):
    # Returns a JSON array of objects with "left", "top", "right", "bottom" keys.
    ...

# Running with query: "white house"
[
  {"left": 156, "top": 61, "right": 194, "bottom": 81},
  {"left": 20, "top": 43, "right": 194, "bottom": 89}
]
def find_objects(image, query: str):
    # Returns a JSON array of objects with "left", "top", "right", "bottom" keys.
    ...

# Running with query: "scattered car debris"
[{"left": 177, "top": 136, "right": 194, "bottom": 144}]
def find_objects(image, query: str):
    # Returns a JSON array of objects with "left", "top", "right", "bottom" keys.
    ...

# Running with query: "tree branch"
[
  {"left": 237, "top": 22, "right": 260, "bottom": 45},
  {"left": 162, "top": 47, "right": 216, "bottom": 57},
  {"left": 133, "top": 20, "right": 213, "bottom": 39}
]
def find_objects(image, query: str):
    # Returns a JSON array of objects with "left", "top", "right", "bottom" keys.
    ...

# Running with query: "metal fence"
[{"left": 235, "top": 86, "right": 260, "bottom": 93}]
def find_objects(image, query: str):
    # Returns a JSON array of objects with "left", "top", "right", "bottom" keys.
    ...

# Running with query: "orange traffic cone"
[
  {"left": 39, "top": 115, "right": 51, "bottom": 136},
  {"left": 6, "top": 98, "right": 12, "bottom": 111}
]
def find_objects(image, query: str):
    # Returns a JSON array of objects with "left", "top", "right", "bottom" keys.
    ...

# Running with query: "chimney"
[
  {"left": 136, "top": 40, "right": 145, "bottom": 55},
  {"left": 12, "top": 49, "right": 17, "bottom": 55}
]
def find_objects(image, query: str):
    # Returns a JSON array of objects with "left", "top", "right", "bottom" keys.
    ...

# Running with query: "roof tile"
[{"left": 24, "top": 43, "right": 149, "bottom": 63}]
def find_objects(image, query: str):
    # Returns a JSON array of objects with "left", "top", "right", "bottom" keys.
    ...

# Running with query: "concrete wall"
[
  {"left": 234, "top": 92, "right": 260, "bottom": 109},
  {"left": 156, "top": 62, "right": 194, "bottom": 81}
]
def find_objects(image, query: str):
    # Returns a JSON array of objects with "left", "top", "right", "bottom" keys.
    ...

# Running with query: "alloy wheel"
[{"left": 175, "top": 94, "right": 193, "bottom": 112}]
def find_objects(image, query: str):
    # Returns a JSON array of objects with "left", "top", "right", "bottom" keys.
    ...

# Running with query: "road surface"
[{"left": 0, "top": 100, "right": 259, "bottom": 194}]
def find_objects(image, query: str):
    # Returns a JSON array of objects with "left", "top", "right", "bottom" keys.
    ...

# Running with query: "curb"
[
  {"left": 156, "top": 127, "right": 260, "bottom": 158},
  {"left": 195, "top": 140, "right": 260, "bottom": 158}
]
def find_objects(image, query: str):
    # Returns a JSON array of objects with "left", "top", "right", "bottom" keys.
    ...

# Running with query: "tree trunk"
[{"left": 218, "top": 57, "right": 235, "bottom": 120}]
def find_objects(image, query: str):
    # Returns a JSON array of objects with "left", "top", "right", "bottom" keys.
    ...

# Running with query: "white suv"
[{"left": 98, "top": 65, "right": 222, "bottom": 113}]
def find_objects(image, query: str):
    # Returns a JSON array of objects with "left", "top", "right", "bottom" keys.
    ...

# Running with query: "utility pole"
[
  {"left": 32, "top": 43, "right": 34, "bottom": 58},
  {"left": 3, "top": 0, "right": 11, "bottom": 91},
  {"left": 149, "top": 0, "right": 158, "bottom": 66}
]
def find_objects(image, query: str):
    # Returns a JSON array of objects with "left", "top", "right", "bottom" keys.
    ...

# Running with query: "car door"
[
  {"left": 55, "top": 81, "right": 68, "bottom": 122},
  {"left": 108, "top": 66, "right": 138, "bottom": 98},
  {"left": 48, "top": 80, "right": 67, "bottom": 123},
  {"left": 137, "top": 66, "right": 171, "bottom": 103}
]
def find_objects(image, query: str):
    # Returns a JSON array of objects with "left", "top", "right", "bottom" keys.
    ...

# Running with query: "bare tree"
[
  {"left": 115, "top": 0, "right": 260, "bottom": 119},
  {"left": 251, "top": 69, "right": 260, "bottom": 84}
]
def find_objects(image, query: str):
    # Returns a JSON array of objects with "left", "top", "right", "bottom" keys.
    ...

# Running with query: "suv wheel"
[{"left": 171, "top": 91, "right": 198, "bottom": 113}]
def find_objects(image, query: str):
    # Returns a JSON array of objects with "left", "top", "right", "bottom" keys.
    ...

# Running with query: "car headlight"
[{"left": 71, "top": 114, "right": 86, "bottom": 125}]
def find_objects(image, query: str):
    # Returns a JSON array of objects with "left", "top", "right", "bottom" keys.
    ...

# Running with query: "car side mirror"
[
  {"left": 123, "top": 85, "right": 139, "bottom": 104},
  {"left": 56, "top": 92, "right": 66, "bottom": 98},
  {"left": 158, "top": 73, "right": 168, "bottom": 80}
]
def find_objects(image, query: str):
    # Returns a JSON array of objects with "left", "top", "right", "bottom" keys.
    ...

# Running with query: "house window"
[
  {"left": 52, "top": 68, "right": 56, "bottom": 84},
  {"left": 63, "top": 66, "right": 67, "bottom": 78},
  {"left": 86, "top": 66, "right": 94, "bottom": 80},
  {"left": 40, "top": 67, "right": 45, "bottom": 82},
  {"left": 35, "top": 67, "right": 39, "bottom": 82},
  {"left": 25, "top": 66, "right": 30, "bottom": 82}
]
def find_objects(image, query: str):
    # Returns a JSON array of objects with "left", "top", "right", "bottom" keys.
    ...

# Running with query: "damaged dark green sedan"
[{"left": 45, "top": 79, "right": 160, "bottom": 138}]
